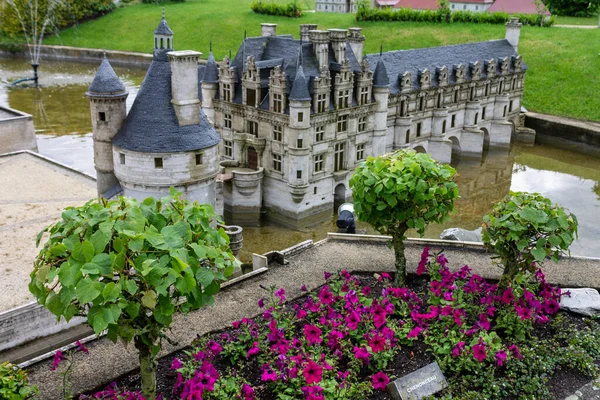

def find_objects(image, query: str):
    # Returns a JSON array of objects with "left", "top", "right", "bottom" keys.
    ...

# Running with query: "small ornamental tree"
[
  {"left": 482, "top": 191, "right": 578, "bottom": 289},
  {"left": 350, "top": 150, "right": 459, "bottom": 286},
  {"left": 29, "top": 190, "right": 239, "bottom": 400}
]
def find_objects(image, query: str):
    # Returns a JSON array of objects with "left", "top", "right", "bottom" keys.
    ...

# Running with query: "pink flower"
[
  {"left": 241, "top": 384, "right": 255, "bottom": 400},
  {"left": 430, "top": 281, "right": 443, "bottom": 297},
  {"left": 516, "top": 305, "right": 532, "bottom": 321},
  {"left": 353, "top": 346, "right": 370, "bottom": 364},
  {"left": 296, "top": 309, "right": 307, "bottom": 319},
  {"left": 509, "top": 344, "right": 523, "bottom": 360},
  {"left": 304, "top": 324, "right": 323, "bottom": 345},
  {"left": 416, "top": 247, "right": 430, "bottom": 275},
  {"left": 501, "top": 288, "right": 515, "bottom": 304},
  {"left": 542, "top": 299, "right": 560, "bottom": 315},
  {"left": 51, "top": 350, "right": 64, "bottom": 371},
  {"left": 380, "top": 272, "right": 391, "bottom": 281},
  {"left": 371, "top": 304, "right": 387, "bottom": 329},
  {"left": 302, "top": 385, "right": 324, "bottom": 400},
  {"left": 318, "top": 287, "right": 334, "bottom": 305},
  {"left": 301, "top": 284, "right": 308, "bottom": 291},
  {"left": 261, "top": 366, "right": 278, "bottom": 382},
  {"left": 472, "top": 338, "right": 487, "bottom": 362},
  {"left": 452, "top": 341, "right": 465, "bottom": 357},
  {"left": 247, "top": 342, "right": 260, "bottom": 358},
  {"left": 275, "top": 288, "right": 286, "bottom": 304},
  {"left": 207, "top": 340, "right": 222, "bottom": 355},
  {"left": 407, "top": 326, "right": 422, "bottom": 339},
  {"left": 324, "top": 272, "right": 333, "bottom": 280},
  {"left": 495, "top": 350, "right": 507, "bottom": 366},
  {"left": 345, "top": 311, "right": 360, "bottom": 331},
  {"left": 75, "top": 340, "right": 89, "bottom": 354},
  {"left": 170, "top": 358, "right": 182, "bottom": 370},
  {"left": 258, "top": 298, "right": 265, "bottom": 308},
  {"left": 303, "top": 361, "right": 323, "bottom": 384},
  {"left": 478, "top": 313, "right": 491, "bottom": 331},
  {"left": 368, "top": 334, "right": 386, "bottom": 353},
  {"left": 372, "top": 372, "right": 390, "bottom": 390}
]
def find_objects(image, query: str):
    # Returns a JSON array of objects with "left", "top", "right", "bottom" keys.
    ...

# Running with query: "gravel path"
[{"left": 0, "top": 152, "right": 96, "bottom": 311}]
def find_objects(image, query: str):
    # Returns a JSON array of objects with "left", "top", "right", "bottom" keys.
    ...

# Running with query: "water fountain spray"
[{"left": 6, "top": 0, "right": 63, "bottom": 86}]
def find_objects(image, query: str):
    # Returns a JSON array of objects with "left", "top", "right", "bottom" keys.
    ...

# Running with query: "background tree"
[
  {"left": 29, "top": 190, "right": 239, "bottom": 400},
  {"left": 482, "top": 191, "right": 578, "bottom": 289},
  {"left": 543, "top": 0, "right": 599, "bottom": 17},
  {"left": 350, "top": 150, "right": 459, "bottom": 286}
]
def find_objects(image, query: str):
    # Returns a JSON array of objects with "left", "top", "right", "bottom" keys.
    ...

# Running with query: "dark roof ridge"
[{"left": 366, "top": 39, "right": 511, "bottom": 58}]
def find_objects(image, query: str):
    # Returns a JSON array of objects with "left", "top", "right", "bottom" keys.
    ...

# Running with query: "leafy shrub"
[
  {"left": 545, "top": 0, "right": 600, "bottom": 17},
  {"left": 1, "top": 0, "right": 115, "bottom": 38},
  {"left": 350, "top": 149, "right": 459, "bottom": 285},
  {"left": 0, "top": 362, "right": 38, "bottom": 400},
  {"left": 482, "top": 191, "right": 578, "bottom": 288},
  {"left": 250, "top": 0, "right": 303, "bottom": 18},
  {"left": 356, "top": 5, "right": 555, "bottom": 27},
  {"left": 30, "top": 190, "right": 239, "bottom": 399}
]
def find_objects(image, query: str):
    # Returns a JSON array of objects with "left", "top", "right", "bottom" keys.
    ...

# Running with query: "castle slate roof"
[
  {"left": 112, "top": 59, "right": 220, "bottom": 153},
  {"left": 372, "top": 58, "right": 390, "bottom": 88},
  {"left": 203, "top": 50, "right": 219, "bottom": 83},
  {"left": 365, "top": 39, "right": 525, "bottom": 95},
  {"left": 154, "top": 13, "right": 173, "bottom": 35},
  {"left": 289, "top": 65, "right": 311, "bottom": 101},
  {"left": 88, "top": 56, "right": 126, "bottom": 95}
]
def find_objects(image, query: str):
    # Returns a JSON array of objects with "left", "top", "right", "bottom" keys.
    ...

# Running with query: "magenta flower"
[
  {"left": 258, "top": 298, "right": 265, "bottom": 308},
  {"left": 207, "top": 340, "right": 222, "bottom": 355},
  {"left": 301, "top": 284, "right": 308, "bottom": 291},
  {"left": 368, "top": 334, "right": 386, "bottom": 353},
  {"left": 241, "top": 384, "right": 255, "bottom": 400},
  {"left": 304, "top": 324, "right": 323, "bottom": 345},
  {"left": 495, "top": 350, "right": 507, "bottom": 366},
  {"left": 296, "top": 309, "right": 307, "bottom": 319},
  {"left": 472, "top": 339, "right": 487, "bottom": 362},
  {"left": 345, "top": 311, "right": 360, "bottom": 330},
  {"left": 478, "top": 313, "right": 491, "bottom": 331},
  {"left": 501, "top": 288, "right": 515, "bottom": 304},
  {"left": 516, "top": 305, "right": 532, "bottom": 321},
  {"left": 430, "top": 281, "right": 443, "bottom": 297},
  {"left": 303, "top": 361, "right": 323, "bottom": 384},
  {"left": 261, "top": 366, "right": 278, "bottom": 382},
  {"left": 302, "top": 385, "right": 324, "bottom": 400},
  {"left": 407, "top": 326, "right": 422, "bottom": 339},
  {"left": 324, "top": 271, "right": 332, "bottom": 280},
  {"left": 353, "top": 346, "right": 370, "bottom": 364},
  {"left": 542, "top": 299, "right": 560, "bottom": 315},
  {"left": 509, "top": 344, "right": 523, "bottom": 360},
  {"left": 170, "top": 358, "right": 182, "bottom": 370},
  {"left": 51, "top": 350, "right": 65, "bottom": 371},
  {"left": 275, "top": 288, "right": 286, "bottom": 304},
  {"left": 371, "top": 304, "right": 387, "bottom": 329},
  {"left": 318, "top": 287, "right": 334, "bottom": 305},
  {"left": 452, "top": 341, "right": 465, "bottom": 357},
  {"left": 247, "top": 342, "right": 260, "bottom": 358},
  {"left": 372, "top": 372, "right": 390, "bottom": 390},
  {"left": 416, "top": 247, "right": 430, "bottom": 275},
  {"left": 75, "top": 340, "right": 89, "bottom": 354}
]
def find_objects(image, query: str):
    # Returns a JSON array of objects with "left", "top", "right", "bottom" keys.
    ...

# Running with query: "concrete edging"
[{"left": 525, "top": 112, "right": 600, "bottom": 156}]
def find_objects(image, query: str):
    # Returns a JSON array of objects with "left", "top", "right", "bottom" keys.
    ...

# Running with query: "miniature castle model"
[
  {"left": 315, "top": 0, "right": 358, "bottom": 13},
  {"left": 88, "top": 13, "right": 530, "bottom": 227}
]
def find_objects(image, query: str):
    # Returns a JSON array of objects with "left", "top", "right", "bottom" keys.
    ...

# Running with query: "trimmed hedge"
[
  {"left": 356, "top": 4, "right": 555, "bottom": 27},
  {"left": 250, "top": 0, "right": 303, "bottom": 18},
  {"left": 1, "top": 0, "right": 115, "bottom": 38}
]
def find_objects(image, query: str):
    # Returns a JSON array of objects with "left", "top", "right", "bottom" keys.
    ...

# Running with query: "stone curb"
[{"left": 565, "top": 377, "right": 600, "bottom": 399}]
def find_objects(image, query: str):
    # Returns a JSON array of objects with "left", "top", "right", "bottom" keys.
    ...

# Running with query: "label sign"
[{"left": 387, "top": 361, "right": 448, "bottom": 400}]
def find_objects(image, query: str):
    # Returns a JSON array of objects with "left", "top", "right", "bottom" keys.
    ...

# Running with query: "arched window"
[
  {"left": 167, "top": 38, "right": 170, "bottom": 49},
  {"left": 160, "top": 38, "right": 164, "bottom": 49},
  {"left": 155, "top": 37, "right": 158, "bottom": 49},
  {"left": 474, "top": 112, "right": 479, "bottom": 125}
]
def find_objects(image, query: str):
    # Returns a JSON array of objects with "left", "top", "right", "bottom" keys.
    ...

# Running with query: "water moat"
[{"left": 1, "top": 56, "right": 599, "bottom": 262}]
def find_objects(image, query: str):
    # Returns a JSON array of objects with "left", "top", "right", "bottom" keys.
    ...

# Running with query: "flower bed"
[{"left": 85, "top": 249, "right": 600, "bottom": 399}]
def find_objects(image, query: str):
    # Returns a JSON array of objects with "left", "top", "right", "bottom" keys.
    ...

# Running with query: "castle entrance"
[{"left": 247, "top": 146, "right": 259, "bottom": 170}]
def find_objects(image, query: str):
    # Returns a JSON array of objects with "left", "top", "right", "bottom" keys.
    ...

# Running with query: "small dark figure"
[{"left": 336, "top": 203, "right": 356, "bottom": 234}]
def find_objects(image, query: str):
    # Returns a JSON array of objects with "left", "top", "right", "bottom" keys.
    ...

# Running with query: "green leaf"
[
  {"left": 531, "top": 246, "right": 547, "bottom": 262},
  {"left": 81, "top": 263, "right": 100, "bottom": 275},
  {"left": 58, "top": 262, "right": 80, "bottom": 288},
  {"left": 76, "top": 279, "right": 103, "bottom": 304},
  {"left": 102, "top": 282, "right": 121, "bottom": 302},
  {"left": 196, "top": 268, "right": 214, "bottom": 287},
  {"left": 190, "top": 243, "right": 207, "bottom": 259},
  {"left": 141, "top": 290, "right": 157, "bottom": 309},
  {"left": 125, "top": 302, "right": 140, "bottom": 319},
  {"left": 204, "top": 281, "right": 220, "bottom": 296},
  {"left": 175, "top": 269, "right": 197, "bottom": 294},
  {"left": 125, "top": 279, "right": 138, "bottom": 295},
  {"left": 92, "top": 253, "right": 112, "bottom": 275},
  {"left": 45, "top": 292, "right": 64, "bottom": 317},
  {"left": 162, "top": 226, "right": 185, "bottom": 250},
  {"left": 91, "top": 313, "right": 108, "bottom": 334},
  {"left": 90, "top": 229, "right": 111, "bottom": 255}
]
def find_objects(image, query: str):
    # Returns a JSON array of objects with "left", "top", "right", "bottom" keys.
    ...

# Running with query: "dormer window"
[
  {"left": 222, "top": 83, "right": 232, "bottom": 102},
  {"left": 419, "top": 96, "right": 425, "bottom": 112},
  {"left": 359, "top": 86, "right": 370, "bottom": 105},
  {"left": 246, "top": 88, "right": 257, "bottom": 107},
  {"left": 317, "top": 93, "right": 327, "bottom": 113},
  {"left": 273, "top": 93, "right": 283, "bottom": 113},
  {"left": 437, "top": 92, "right": 443, "bottom": 108},
  {"left": 337, "top": 90, "right": 350, "bottom": 109}
]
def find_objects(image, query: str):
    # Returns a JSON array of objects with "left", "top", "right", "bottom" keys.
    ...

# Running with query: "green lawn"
[
  {"left": 44, "top": 0, "right": 600, "bottom": 122},
  {"left": 555, "top": 15, "right": 599, "bottom": 26}
]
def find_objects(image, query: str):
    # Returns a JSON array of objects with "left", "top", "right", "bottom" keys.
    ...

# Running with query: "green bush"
[
  {"left": 250, "top": 0, "right": 303, "bottom": 18},
  {"left": 356, "top": 4, "right": 555, "bottom": 27},
  {"left": 350, "top": 149, "right": 459, "bottom": 285},
  {"left": 1, "top": 0, "right": 115, "bottom": 38},
  {"left": 30, "top": 190, "right": 239, "bottom": 399},
  {"left": 0, "top": 362, "right": 38, "bottom": 400},
  {"left": 482, "top": 191, "right": 578, "bottom": 288},
  {"left": 545, "top": 0, "right": 600, "bottom": 17}
]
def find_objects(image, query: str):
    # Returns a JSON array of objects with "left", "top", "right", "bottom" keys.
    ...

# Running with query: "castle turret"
[
  {"left": 287, "top": 53, "right": 311, "bottom": 203},
  {"left": 154, "top": 8, "right": 173, "bottom": 60},
  {"left": 372, "top": 54, "right": 389, "bottom": 158},
  {"left": 86, "top": 54, "right": 129, "bottom": 198},
  {"left": 201, "top": 42, "right": 219, "bottom": 123}
]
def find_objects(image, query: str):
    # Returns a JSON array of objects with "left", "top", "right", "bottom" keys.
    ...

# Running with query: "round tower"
[
  {"left": 372, "top": 54, "right": 390, "bottom": 158},
  {"left": 86, "top": 53, "right": 128, "bottom": 198},
  {"left": 201, "top": 42, "right": 219, "bottom": 123}
]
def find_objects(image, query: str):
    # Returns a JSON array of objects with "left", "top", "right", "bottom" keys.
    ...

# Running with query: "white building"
[
  {"left": 450, "top": 0, "right": 494, "bottom": 12},
  {"left": 315, "top": 0, "right": 358, "bottom": 13},
  {"left": 89, "top": 15, "right": 531, "bottom": 228}
]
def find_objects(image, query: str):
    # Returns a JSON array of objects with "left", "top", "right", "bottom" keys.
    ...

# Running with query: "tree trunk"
[
  {"left": 498, "top": 261, "right": 518, "bottom": 292},
  {"left": 392, "top": 233, "right": 407, "bottom": 287},
  {"left": 137, "top": 342, "right": 157, "bottom": 400}
]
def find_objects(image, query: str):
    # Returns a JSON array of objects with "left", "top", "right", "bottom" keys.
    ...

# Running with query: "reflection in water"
[{"left": 1, "top": 56, "right": 599, "bottom": 260}]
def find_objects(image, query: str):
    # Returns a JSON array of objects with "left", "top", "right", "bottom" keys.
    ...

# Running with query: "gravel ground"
[{"left": 0, "top": 152, "right": 96, "bottom": 311}]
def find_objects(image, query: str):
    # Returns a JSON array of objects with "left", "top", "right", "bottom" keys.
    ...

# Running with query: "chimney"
[
  {"left": 309, "top": 30, "right": 330, "bottom": 70},
  {"left": 347, "top": 27, "right": 365, "bottom": 62},
  {"left": 168, "top": 50, "right": 202, "bottom": 126},
  {"left": 328, "top": 29, "right": 348, "bottom": 63},
  {"left": 261, "top": 23, "right": 277, "bottom": 37},
  {"left": 300, "top": 24, "right": 317, "bottom": 42},
  {"left": 505, "top": 18, "right": 522, "bottom": 53}
]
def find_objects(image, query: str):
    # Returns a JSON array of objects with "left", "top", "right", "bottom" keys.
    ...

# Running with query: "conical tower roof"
[
  {"left": 88, "top": 54, "right": 127, "bottom": 96},
  {"left": 154, "top": 8, "right": 173, "bottom": 36},
  {"left": 203, "top": 42, "right": 219, "bottom": 83},
  {"left": 372, "top": 56, "right": 390, "bottom": 88},
  {"left": 289, "top": 49, "right": 311, "bottom": 101}
]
